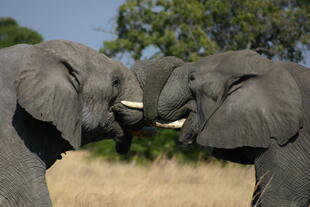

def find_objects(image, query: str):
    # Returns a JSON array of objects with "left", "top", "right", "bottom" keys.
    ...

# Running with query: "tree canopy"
[
  {"left": 102, "top": 0, "right": 310, "bottom": 62},
  {"left": 0, "top": 17, "right": 43, "bottom": 48}
]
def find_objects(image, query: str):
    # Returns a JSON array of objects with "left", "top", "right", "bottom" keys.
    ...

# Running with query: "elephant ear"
[
  {"left": 196, "top": 66, "right": 303, "bottom": 149},
  {"left": 15, "top": 46, "right": 83, "bottom": 149}
]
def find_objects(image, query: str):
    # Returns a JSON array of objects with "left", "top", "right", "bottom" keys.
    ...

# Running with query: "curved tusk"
[
  {"left": 121, "top": 101, "right": 143, "bottom": 109},
  {"left": 121, "top": 100, "right": 185, "bottom": 129},
  {"left": 153, "top": 118, "right": 186, "bottom": 129}
]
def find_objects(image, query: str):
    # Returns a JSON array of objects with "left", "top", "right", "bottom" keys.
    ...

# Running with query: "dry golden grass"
[{"left": 46, "top": 151, "right": 255, "bottom": 207}]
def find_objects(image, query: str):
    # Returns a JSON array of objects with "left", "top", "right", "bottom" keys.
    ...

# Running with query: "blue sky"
[
  {"left": 1, "top": 0, "right": 309, "bottom": 67},
  {"left": 0, "top": 0, "right": 125, "bottom": 50}
]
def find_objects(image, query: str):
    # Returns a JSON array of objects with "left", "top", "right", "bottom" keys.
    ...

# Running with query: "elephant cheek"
[
  {"left": 81, "top": 104, "right": 100, "bottom": 131},
  {"left": 81, "top": 103, "right": 115, "bottom": 133}
]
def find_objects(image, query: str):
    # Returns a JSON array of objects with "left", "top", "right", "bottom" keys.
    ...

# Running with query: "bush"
[
  {"left": 85, "top": 129, "right": 210, "bottom": 164},
  {"left": 0, "top": 17, "right": 43, "bottom": 48}
]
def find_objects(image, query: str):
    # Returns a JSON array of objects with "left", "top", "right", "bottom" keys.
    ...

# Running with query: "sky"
[
  {"left": 0, "top": 0, "right": 125, "bottom": 50},
  {"left": 1, "top": 0, "right": 309, "bottom": 67}
]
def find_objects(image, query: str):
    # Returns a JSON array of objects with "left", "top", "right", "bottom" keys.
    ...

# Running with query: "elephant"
[
  {"left": 0, "top": 39, "right": 157, "bottom": 207},
  {"left": 124, "top": 50, "right": 310, "bottom": 207}
]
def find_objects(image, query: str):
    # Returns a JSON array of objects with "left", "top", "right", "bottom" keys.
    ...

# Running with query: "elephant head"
[
  {"left": 14, "top": 40, "right": 147, "bottom": 155},
  {"left": 0, "top": 39, "right": 163, "bottom": 206},
  {"left": 127, "top": 50, "right": 303, "bottom": 164}
]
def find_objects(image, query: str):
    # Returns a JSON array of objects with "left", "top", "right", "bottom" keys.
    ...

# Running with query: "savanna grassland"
[{"left": 46, "top": 151, "right": 255, "bottom": 207}]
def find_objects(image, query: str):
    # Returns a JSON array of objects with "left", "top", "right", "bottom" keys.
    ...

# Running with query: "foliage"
[
  {"left": 101, "top": 0, "right": 310, "bottom": 62},
  {"left": 0, "top": 17, "right": 43, "bottom": 48},
  {"left": 86, "top": 129, "right": 210, "bottom": 164}
]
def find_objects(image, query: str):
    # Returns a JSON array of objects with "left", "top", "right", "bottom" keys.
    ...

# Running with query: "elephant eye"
[
  {"left": 112, "top": 77, "right": 121, "bottom": 88},
  {"left": 189, "top": 72, "right": 196, "bottom": 82}
]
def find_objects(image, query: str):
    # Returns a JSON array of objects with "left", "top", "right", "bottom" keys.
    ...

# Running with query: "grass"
[{"left": 46, "top": 151, "right": 255, "bottom": 207}]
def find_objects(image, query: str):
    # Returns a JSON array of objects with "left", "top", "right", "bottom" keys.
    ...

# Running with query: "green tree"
[
  {"left": 102, "top": 0, "right": 310, "bottom": 62},
  {"left": 0, "top": 17, "right": 43, "bottom": 48}
]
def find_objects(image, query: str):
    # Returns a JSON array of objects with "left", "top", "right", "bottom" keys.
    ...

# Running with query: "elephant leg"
[
  {"left": 0, "top": 143, "right": 52, "bottom": 207},
  {"left": 252, "top": 138, "right": 310, "bottom": 207}
]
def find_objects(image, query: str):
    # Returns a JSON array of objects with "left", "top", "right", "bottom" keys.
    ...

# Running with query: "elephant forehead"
[{"left": 38, "top": 41, "right": 87, "bottom": 64}]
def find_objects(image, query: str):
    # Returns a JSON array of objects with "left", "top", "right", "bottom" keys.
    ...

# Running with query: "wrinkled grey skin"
[
  {"left": 134, "top": 50, "right": 310, "bottom": 207},
  {"left": 0, "top": 40, "right": 143, "bottom": 207}
]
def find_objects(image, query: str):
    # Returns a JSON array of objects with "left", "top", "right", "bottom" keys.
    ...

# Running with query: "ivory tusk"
[
  {"left": 121, "top": 99, "right": 185, "bottom": 129},
  {"left": 153, "top": 118, "right": 186, "bottom": 129},
  {"left": 121, "top": 101, "right": 143, "bottom": 109}
]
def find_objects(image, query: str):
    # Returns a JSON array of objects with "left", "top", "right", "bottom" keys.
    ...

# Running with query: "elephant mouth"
[
  {"left": 120, "top": 101, "right": 185, "bottom": 129},
  {"left": 121, "top": 100, "right": 200, "bottom": 147},
  {"left": 81, "top": 106, "right": 158, "bottom": 154},
  {"left": 110, "top": 102, "right": 158, "bottom": 139}
]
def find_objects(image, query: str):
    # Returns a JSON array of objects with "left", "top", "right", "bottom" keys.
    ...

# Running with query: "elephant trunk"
[{"left": 132, "top": 57, "right": 185, "bottom": 123}]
